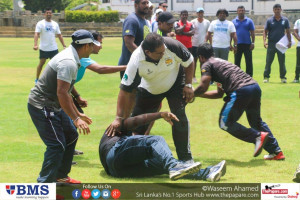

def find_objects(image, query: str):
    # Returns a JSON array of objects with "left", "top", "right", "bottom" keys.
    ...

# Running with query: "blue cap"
[
  {"left": 71, "top": 29, "right": 100, "bottom": 46},
  {"left": 196, "top": 7, "right": 204, "bottom": 12}
]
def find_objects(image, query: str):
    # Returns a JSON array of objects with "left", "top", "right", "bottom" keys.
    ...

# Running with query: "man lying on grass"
[{"left": 99, "top": 111, "right": 226, "bottom": 181}]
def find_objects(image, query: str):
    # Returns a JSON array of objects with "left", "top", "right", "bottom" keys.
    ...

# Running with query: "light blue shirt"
[{"left": 76, "top": 58, "right": 96, "bottom": 82}]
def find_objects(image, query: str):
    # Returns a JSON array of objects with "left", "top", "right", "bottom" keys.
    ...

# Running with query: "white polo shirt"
[
  {"left": 121, "top": 37, "right": 194, "bottom": 95},
  {"left": 294, "top": 19, "right": 300, "bottom": 47}
]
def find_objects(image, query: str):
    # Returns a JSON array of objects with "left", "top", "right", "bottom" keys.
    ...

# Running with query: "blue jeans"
[
  {"left": 106, "top": 135, "right": 179, "bottom": 177},
  {"left": 219, "top": 84, "right": 281, "bottom": 154},
  {"left": 28, "top": 103, "right": 78, "bottom": 183}
]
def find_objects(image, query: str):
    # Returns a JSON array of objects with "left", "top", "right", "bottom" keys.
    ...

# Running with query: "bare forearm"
[
  {"left": 34, "top": 34, "right": 39, "bottom": 46},
  {"left": 57, "top": 34, "right": 66, "bottom": 47},
  {"left": 124, "top": 112, "right": 162, "bottom": 131},
  {"left": 199, "top": 90, "right": 224, "bottom": 99},
  {"left": 184, "top": 62, "right": 194, "bottom": 84},
  {"left": 87, "top": 64, "right": 126, "bottom": 74},
  {"left": 58, "top": 93, "right": 78, "bottom": 120},
  {"left": 116, "top": 89, "right": 134, "bottom": 118}
]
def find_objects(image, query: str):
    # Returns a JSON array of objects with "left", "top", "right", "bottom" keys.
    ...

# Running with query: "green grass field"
[{"left": 0, "top": 36, "right": 299, "bottom": 183}]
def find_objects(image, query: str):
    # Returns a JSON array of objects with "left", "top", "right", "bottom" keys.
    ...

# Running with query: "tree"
[{"left": 0, "top": 0, "right": 13, "bottom": 11}]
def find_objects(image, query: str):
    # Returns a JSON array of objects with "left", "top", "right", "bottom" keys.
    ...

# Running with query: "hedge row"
[{"left": 65, "top": 10, "right": 119, "bottom": 22}]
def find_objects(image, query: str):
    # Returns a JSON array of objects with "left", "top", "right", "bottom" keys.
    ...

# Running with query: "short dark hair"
[
  {"left": 44, "top": 7, "right": 52, "bottom": 12},
  {"left": 180, "top": 10, "right": 188, "bottom": 15},
  {"left": 90, "top": 30, "right": 103, "bottom": 40},
  {"left": 237, "top": 5, "right": 245, "bottom": 10},
  {"left": 197, "top": 43, "right": 214, "bottom": 59},
  {"left": 273, "top": 4, "right": 281, "bottom": 9},
  {"left": 135, "top": 0, "right": 141, "bottom": 4},
  {"left": 159, "top": 1, "right": 166, "bottom": 6},
  {"left": 142, "top": 33, "right": 164, "bottom": 52},
  {"left": 216, "top": 8, "right": 229, "bottom": 17}
]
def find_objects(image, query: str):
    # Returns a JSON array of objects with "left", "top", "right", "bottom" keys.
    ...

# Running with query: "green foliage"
[
  {"left": 65, "top": 0, "right": 88, "bottom": 10},
  {"left": 65, "top": 10, "right": 119, "bottom": 22},
  {"left": 0, "top": 0, "right": 13, "bottom": 11},
  {"left": 24, "top": 0, "right": 68, "bottom": 12}
]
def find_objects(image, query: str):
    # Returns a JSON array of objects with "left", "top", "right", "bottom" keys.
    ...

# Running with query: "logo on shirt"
[
  {"left": 125, "top": 29, "right": 130, "bottom": 33},
  {"left": 165, "top": 58, "right": 173, "bottom": 66},
  {"left": 45, "top": 25, "right": 53, "bottom": 32},
  {"left": 201, "top": 69, "right": 206, "bottom": 73},
  {"left": 282, "top": 20, "right": 285, "bottom": 25},
  {"left": 123, "top": 73, "right": 128, "bottom": 81},
  {"left": 147, "top": 69, "right": 153, "bottom": 74}
]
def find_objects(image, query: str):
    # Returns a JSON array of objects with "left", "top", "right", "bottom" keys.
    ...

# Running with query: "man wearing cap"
[
  {"left": 232, "top": 6, "right": 255, "bottom": 77},
  {"left": 206, "top": 8, "right": 237, "bottom": 61},
  {"left": 107, "top": 33, "right": 195, "bottom": 163},
  {"left": 191, "top": 7, "right": 210, "bottom": 83},
  {"left": 28, "top": 29, "right": 100, "bottom": 183},
  {"left": 157, "top": 12, "right": 176, "bottom": 37}
]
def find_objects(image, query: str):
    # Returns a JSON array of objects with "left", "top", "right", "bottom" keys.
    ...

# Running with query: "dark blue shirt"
[
  {"left": 265, "top": 16, "right": 290, "bottom": 44},
  {"left": 118, "top": 13, "right": 149, "bottom": 65},
  {"left": 232, "top": 16, "right": 255, "bottom": 44}
]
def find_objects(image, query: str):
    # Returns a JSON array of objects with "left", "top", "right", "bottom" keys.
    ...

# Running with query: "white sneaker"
[
  {"left": 263, "top": 78, "right": 269, "bottom": 83},
  {"left": 281, "top": 78, "right": 287, "bottom": 83},
  {"left": 169, "top": 162, "right": 201, "bottom": 181},
  {"left": 292, "top": 79, "right": 299, "bottom": 83},
  {"left": 206, "top": 160, "right": 226, "bottom": 182}
]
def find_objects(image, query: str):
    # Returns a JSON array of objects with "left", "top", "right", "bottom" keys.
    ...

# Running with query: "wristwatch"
[{"left": 185, "top": 83, "right": 192, "bottom": 88}]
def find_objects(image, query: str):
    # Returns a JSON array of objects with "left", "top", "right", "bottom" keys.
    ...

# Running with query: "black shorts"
[
  {"left": 191, "top": 46, "right": 199, "bottom": 59},
  {"left": 39, "top": 49, "right": 58, "bottom": 59}
]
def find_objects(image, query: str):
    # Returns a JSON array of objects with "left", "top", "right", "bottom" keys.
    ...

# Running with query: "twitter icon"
[{"left": 91, "top": 189, "right": 101, "bottom": 199}]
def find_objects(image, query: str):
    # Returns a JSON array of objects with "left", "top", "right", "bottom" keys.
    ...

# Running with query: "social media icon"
[
  {"left": 91, "top": 189, "right": 101, "bottom": 199},
  {"left": 82, "top": 189, "right": 91, "bottom": 199},
  {"left": 102, "top": 189, "right": 111, "bottom": 199},
  {"left": 111, "top": 189, "right": 121, "bottom": 199},
  {"left": 72, "top": 189, "right": 81, "bottom": 199}
]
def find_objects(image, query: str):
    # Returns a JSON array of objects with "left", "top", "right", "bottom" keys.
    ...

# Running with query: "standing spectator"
[
  {"left": 175, "top": 10, "right": 195, "bottom": 52},
  {"left": 108, "top": 33, "right": 195, "bottom": 162},
  {"left": 151, "top": 1, "right": 168, "bottom": 23},
  {"left": 232, "top": 6, "right": 255, "bottom": 77},
  {"left": 263, "top": 4, "right": 291, "bottom": 83},
  {"left": 151, "top": 8, "right": 163, "bottom": 33},
  {"left": 292, "top": 18, "right": 300, "bottom": 83},
  {"left": 206, "top": 8, "right": 237, "bottom": 61},
  {"left": 118, "top": 0, "right": 150, "bottom": 116},
  {"left": 157, "top": 12, "right": 176, "bottom": 37},
  {"left": 33, "top": 7, "right": 66, "bottom": 83},
  {"left": 191, "top": 7, "right": 210, "bottom": 83},
  {"left": 28, "top": 30, "right": 99, "bottom": 183}
]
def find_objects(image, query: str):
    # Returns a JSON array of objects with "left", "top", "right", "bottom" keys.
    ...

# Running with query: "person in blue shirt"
[
  {"left": 232, "top": 6, "right": 255, "bottom": 77},
  {"left": 71, "top": 31, "right": 126, "bottom": 158}
]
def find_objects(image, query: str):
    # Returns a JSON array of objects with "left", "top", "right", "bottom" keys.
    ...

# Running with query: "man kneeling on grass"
[{"left": 99, "top": 112, "right": 226, "bottom": 182}]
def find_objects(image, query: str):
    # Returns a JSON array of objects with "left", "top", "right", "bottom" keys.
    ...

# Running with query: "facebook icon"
[{"left": 72, "top": 189, "right": 81, "bottom": 199}]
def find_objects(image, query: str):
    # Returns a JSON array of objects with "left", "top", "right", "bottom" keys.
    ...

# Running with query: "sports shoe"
[
  {"left": 72, "top": 161, "right": 77, "bottom": 165},
  {"left": 74, "top": 149, "right": 84, "bottom": 155},
  {"left": 192, "top": 77, "right": 198, "bottom": 84},
  {"left": 264, "top": 151, "right": 285, "bottom": 160},
  {"left": 292, "top": 163, "right": 300, "bottom": 183},
  {"left": 281, "top": 78, "right": 287, "bottom": 83},
  {"left": 254, "top": 132, "right": 269, "bottom": 157},
  {"left": 292, "top": 79, "right": 299, "bottom": 83},
  {"left": 263, "top": 78, "right": 269, "bottom": 83},
  {"left": 169, "top": 162, "right": 201, "bottom": 181},
  {"left": 206, "top": 160, "right": 227, "bottom": 182},
  {"left": 180, "top": 159, "right": 194, "bottom": 165},
  {"left": 57, "top": 177, "right": 81, "bottom": 184}
]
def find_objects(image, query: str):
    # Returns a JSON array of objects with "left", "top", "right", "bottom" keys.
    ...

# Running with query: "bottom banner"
[{"left": 57, "top": 183, "right": 261, "bottom": 200}]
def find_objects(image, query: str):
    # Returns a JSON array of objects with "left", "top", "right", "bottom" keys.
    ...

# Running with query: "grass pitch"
[{"left": 0, "top": 36, "right": 299, "bottom": 183}]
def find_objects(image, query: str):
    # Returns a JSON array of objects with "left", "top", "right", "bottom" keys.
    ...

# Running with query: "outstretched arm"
[
  {"left": 87, "top": 63, "right": 126, "bottom": 74},
  {"left": 124, "top": 112, "right": 179, "bottom": 131}
]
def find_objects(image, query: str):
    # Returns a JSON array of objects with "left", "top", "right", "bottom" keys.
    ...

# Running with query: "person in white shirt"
[
  {"left": 191, "top": 7, "right": 210, "bottom": 83},
  {"left": 293, "top": 19, "right": 300, "bottom": 83},
  {"left": 205, "top": 8, "right": 237, "bottom": 61},
  {"left": 33, "top": 8, "right": 66, "bottom": 82}
]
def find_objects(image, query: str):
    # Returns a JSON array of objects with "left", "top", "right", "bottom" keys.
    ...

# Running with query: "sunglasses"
[{"left": 163, "top": 6, "right": 168, "bottom": 8}]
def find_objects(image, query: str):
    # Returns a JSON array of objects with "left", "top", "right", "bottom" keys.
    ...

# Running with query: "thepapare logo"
[{"left": 6, "top": 185, "right": 49, "bottom": 195}]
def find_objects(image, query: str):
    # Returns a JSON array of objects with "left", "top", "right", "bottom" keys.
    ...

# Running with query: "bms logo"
[
  {"left": 6, "top": 185, "right": 15, "bottom": 195},
  {"left": 5, "top": 185, "right": 49, "bottom": 195}
]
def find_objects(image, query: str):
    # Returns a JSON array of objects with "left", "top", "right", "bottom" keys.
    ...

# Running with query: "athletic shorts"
[
  {"left": 39, "top": 49, "right": 58, "bottom": 59},
  {"left": 192, "top": 46, "right": 198, "bottom": 59}
]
